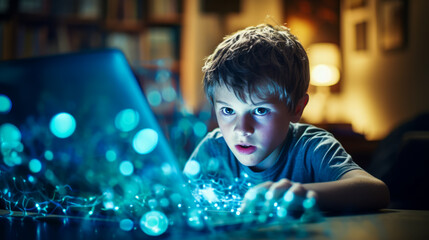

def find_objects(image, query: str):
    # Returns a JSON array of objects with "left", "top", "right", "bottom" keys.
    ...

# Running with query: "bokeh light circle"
[
  {"left": 29, "top": 159, "right": 42, "bottom": 173},
  {"left": 147, "top": 90, "right": 162, "bottom": 106},
  {"left": 44, "top": 150, "right": 54, "bottom": 161},
  {"left": 115, "top": 108, "right": 140, "bottom": 132},
  {"left": 140, "top": 210, "right": 169, "bottom": 236},
  {"left": 183, "top": 159, "right": 201, "bottom": 178},
  {"left": 120, "top": 219, "right": 134, "bottom": 231},
  {"left": 132, "top": 128, "right": 158, "bottom": 154},
  {"left": 0, "top": 123, "right": 21, "bottom": 144},
  {"left": 0, "top": 94, "right": 12, "bottom": 113},
  {"left": 119, "top": 161, "right": 134, "bottom": 176},
  {"left": 193, "top": 121, "right": 207, "bottom": 138},
  {"left": 49, "top": 112, "right": 76, "bottom": 138}
]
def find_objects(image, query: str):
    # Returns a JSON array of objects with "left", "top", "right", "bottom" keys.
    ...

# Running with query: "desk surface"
[{"left": 1, "top": 209, "right": 429, "bottom": 240}]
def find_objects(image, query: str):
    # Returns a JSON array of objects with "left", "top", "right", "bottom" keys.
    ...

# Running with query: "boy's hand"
[{"left": 238, "top": 179, "right": 318, "bottom": 218}]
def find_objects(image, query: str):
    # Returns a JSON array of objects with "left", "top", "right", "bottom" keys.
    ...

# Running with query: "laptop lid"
[{"left": 0, "top": 49, "right": 198, "bottom": 234}]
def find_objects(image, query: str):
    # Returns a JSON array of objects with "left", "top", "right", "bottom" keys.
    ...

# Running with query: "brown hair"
[{"left": 203, "top": 24, "right": 309, "bottom": 112}]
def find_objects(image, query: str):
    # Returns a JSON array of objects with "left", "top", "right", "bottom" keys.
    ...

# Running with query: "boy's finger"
[
  {"left": 266, "top": 178, "right": 293, "bottom": 200},
  {"left": 239, "top": 182, "right": 273, "bottom": 212}
]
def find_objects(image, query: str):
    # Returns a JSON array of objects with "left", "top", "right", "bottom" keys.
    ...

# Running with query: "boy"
[{"left": 186, "top": 24, "right": 389, "bottom": 213}]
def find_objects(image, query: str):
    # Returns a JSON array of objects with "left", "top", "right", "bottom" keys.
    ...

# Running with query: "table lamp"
[{"left": 306, "top": 43, "right": 341, "bottom": 123}]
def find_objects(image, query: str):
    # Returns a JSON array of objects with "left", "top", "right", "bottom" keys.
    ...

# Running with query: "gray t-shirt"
[{"left": 186, "top": 123, "right": 361, "bottom": 186}]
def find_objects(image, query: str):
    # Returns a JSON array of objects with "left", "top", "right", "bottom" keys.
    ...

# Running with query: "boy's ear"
[{"left": 291, "top": 93, "right": 309, "bottom": 123}]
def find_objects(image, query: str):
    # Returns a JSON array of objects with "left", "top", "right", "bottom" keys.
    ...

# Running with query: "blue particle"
[
  {"left": 115, "top": 109, "right": 140, "bottom": 132},
  {"left": 187, "top": 209, "right": 204, "bottom": 230},
  {"left": 0, "top": 123, "right": 21, "bottom": 143},
  {"left": 178, "top": 119, "right": 192, "bottom": 131},
  {"left": 120, "top": 219, "right": 134, "bottom": 231},
  {"left": 103, "top": 200, "right": 114, "bottom": 209},
  {"left": 29, "top": 159, "right": 42, "bottom": 173},
  {"left": 161, "top": 86, "right": 176, "bottom": 102},
  {"left": 0, "top": 94, "right": 12, "bottom": 113},
  {"left": 303, "top": 197, "right": 316, "bottom": 209},
  {"left": 140, "top": 210, "right": 169, "bottom": 236},
  {"left": 105, "top": 150, "right": 117, "bottom": 162},
  {"left": 155, "top": 69, "right": 171, "bottom": 82},
  {"left": 132, "top": 128, "right": 158, "bottom": 154},
  {"left": 147, "top": 90, "right": 162, "bottom": 106},
  {"left": 161, "top": 163, "right": 172, "bottom": 175},
  {"left": 28, "top": 175, "right": 35, "bottom": 183},
  {"left": 119, "top": 161, "right": 134, "bottom": 176},
  {"left": 44, "top": 150, "right": 54, "bottom": 161},
  {"left": 183, "top": 160, "right": 201, "bottom": 178},
  {"left": 193, "top": 121, "right": 207, "bottom": 138},
  {"left": 49, "top": 113, "right": 76, "bottom": 138},
  {"left": 277, "top": 207, "right": 288, "bottom": 218},
  {"left": 284, "top": 191, "right": 294, "bottom": 202}
]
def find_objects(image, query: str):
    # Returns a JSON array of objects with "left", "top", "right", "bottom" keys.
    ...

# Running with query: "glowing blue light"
[
  {"left": 265, "top": 191, "right": 274, "bottom": 201},
  {"left": 103, "top": 200, "right": 114, "bottom": 209},
  {"left": 105, "top": 150, "right": 117, "bottom": 162},
  {"left": 132, "top": 128, "right": 158, "bottom": 154},
  {"left": 161, "top": 86, "right": 176, "bottom": 102},
  {"left": 49, "top": 112, "right": 76, "bottom": 138},
  {"left": 161, "top": 163, "right": 172, "bottom": 175},
  {"left": 284, "top": 191, "right": 294, "bottom": 202},
  {"left": 183, "top": 160, "right": 201, "bottom": 178},
  {"left": 199, "top": 187, "right": 219, "bottom": 202},
  {"left": 207, "top": 158, "right": 220, "bottom": 172},
  {"left": 187, "top": 209, "right": 204, "bottom": 230},
  {"left": 0, "top": 94, "right": 12, "bottom": 113},
  {"left": 28, "top": 175, "right": 35, "bottom": 183},
  {"left": 42, "top": 150, "right": 53, "bottom": 161},
  {"left": 0, "top": 123, "right": 21, "bottom": 143},
  {"left": 155, "top": 69, "right": 171, "bottom": 82},
  {"left": 193, "top": 121, "right": 207, "bottom": 138},
  {"left": 147, "top": 90, "right": 162, "bottom": 106},
  {"left": 29, "top": 159, "right": 42, "bottom": 173},
  {"left": 119, "top": 161, "right": 134, "bottom": 176},
  {"left": 160, "top": 198, "right": 169, "bottom": 208},
  {"left": 115, "top": 109, "right": 139, "bottom": 132},
  {"left": 277, "top": 207, "right": 288, "bottom": 218},
  {"left": 244, "top": 189, "right": 257, "bottom": 201},
  {"left": 120, "top": 219, "right": 134, "bottom": 231},
  {"left": 140, "top": 210, "right": 169, "bottom": 236},
  {"left": 303, "top": 197, "right": 316, "bottom": 209}
]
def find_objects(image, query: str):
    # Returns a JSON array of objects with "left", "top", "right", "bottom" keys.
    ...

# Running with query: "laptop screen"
[{"left": 0, "top": 49, "right": 196, "bottom": 235}]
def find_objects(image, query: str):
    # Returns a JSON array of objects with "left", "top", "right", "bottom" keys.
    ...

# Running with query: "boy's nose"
[{"left": 234, "top": 114, "right": 254, "bottom": 136}]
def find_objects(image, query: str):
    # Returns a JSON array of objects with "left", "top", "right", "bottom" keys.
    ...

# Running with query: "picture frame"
[
  {"left": 355, "top": 21, "right": 368, "bottom": 51},
  {"left": 378, "top": 0, "right": 408, "bottom": 51}
]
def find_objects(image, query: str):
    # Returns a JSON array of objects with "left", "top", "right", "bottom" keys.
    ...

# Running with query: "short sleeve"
[{"left": 304, "top": 131, "right": 362, "bottom": 182}]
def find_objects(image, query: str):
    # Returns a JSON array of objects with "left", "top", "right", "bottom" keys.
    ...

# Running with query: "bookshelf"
[{"left": 0, "top": 0, "right": 182, "bottom": 68}]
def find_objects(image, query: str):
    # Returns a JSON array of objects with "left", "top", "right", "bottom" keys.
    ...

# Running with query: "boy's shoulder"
[
  {"left": 196, "top": 128, "right": 228, "bottom": 151},
  {"left": 205, "top": 127, "right": 223, "bottom": 140},
  {"left": 290, "top": 122, "right": 332, "bottom": 134},
  {"left": 289, "top": 122, "right": 336, "bottom": 143}
]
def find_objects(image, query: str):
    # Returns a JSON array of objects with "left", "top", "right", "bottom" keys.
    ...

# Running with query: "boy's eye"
[
  {"left": 253, "top": 107, "right": 270, "bottom": 116},
  {"left": 221, "top": 107, "right": 235, "bottom": 115}
]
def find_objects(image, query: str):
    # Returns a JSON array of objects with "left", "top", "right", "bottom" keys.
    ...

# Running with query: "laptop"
[{"left": 0, "top": 49, "right": 321, "bottom": 237}]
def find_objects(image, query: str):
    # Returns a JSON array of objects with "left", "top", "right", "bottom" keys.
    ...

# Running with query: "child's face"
[{"left": 214, "top": 84, "right": 299, "bottom": 171}]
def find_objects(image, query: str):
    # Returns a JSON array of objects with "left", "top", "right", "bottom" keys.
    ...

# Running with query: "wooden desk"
[{"left": 1, "top": 209, "right": 428, "bottom": 240}]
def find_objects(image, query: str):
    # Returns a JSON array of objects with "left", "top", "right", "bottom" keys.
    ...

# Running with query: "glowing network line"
[{"left": 0, "top": 89, "right": 323, "bottom": 237}]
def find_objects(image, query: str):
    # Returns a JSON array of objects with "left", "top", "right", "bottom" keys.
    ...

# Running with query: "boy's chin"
[{"left": 235, "top": 157, "right": 263, "bottom": 168}]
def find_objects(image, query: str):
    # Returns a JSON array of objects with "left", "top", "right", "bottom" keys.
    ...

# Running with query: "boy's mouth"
[{"left": 235, "top": 144, "right": 256, "bottom": 154}]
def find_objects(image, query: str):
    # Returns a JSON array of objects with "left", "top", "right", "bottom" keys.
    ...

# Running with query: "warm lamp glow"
[
  {"left": 312, "top": 64, "right": 340, "bottom": 86},
  {"left": 308, "top": 43, "right": 341, "bottom": 86}
]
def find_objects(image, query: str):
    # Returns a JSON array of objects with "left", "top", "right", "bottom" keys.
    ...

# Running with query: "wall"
[
  {"left": 180, "top": 0, "right": 284, "bottom": 113},
  {"left": 340, "top": 0, "right": 429, "bottom": 139}
]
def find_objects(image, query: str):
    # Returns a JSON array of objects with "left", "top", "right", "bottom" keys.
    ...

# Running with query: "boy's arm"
[{"left": 303, "top": 169, "right": 390, "bottom": 211}]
